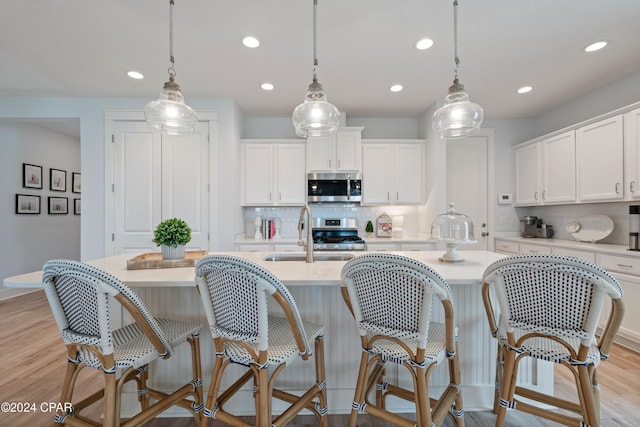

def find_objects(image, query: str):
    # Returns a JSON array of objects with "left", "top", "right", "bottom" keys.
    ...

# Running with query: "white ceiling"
[{"left": 1, "top": 0, "right": 640, "bottom": 120}]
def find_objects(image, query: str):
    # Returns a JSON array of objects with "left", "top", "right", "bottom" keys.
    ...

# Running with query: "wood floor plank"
[{"left": 1, "top": 290, "right": 638, "bottom": 426}]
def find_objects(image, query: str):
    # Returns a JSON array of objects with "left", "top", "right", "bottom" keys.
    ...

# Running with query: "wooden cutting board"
[{"left": 126, "top": 250, "right": 208, "bottom": 270}]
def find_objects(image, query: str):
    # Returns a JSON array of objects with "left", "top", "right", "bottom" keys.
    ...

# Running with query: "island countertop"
[{"left": 4, "top": 250, "right": 506, "bottom": 289}]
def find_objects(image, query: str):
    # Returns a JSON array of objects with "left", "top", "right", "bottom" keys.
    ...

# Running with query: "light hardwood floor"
[{"left": 1, "top": 290, "right": 638, "bottom": 426}]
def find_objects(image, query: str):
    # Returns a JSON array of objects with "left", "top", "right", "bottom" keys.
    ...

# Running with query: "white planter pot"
[{"left": 161, "top": 245, "right": 185, "bottom": 260}]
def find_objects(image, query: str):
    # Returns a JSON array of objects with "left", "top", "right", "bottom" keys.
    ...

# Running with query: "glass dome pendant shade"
[
  {"left": 144, "top": 0, "right": 197, "bottom": 137},
  {"left": 144, "top": 74, "right": 198, "bottom": 136},
  {"left": 293, "top": 78, "right": 340, "bottom": 138},
  {"left": 292, "top": 0, "right": 340, "bottom": 138},
  {"left": 432, "top": 0, "right": 483, "bottom": 139},
  {"left": 432, "top": 78, "right": 484, "bottom": 139}
]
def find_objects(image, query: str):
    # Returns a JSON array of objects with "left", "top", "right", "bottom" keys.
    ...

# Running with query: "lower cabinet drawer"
[
  {"left": 596, "top": 253, "right": 640, "bottom": 275},
  {"left": 494, "top": 240, "right": 518, "bottom": 254},
  {"left": 519, "top": 243, "right": 552, "bottom": 255},
  {"left": 552, "top": 247, "right": 596, "bottom": 263}
]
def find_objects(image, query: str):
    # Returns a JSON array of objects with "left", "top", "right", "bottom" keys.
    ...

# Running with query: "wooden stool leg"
[
  {"left": 102, "top": 363, "right": 117, "bottom": 427},
  {"left": 55, "top": 347, "right": 81, "bottom": 426},
  {"left": 189, "top": 334, "right": 204, "bottom": 423},
  {"left": 495, "top": 348, "right": 517, "bottom": 427},
  {"left": 348, "top": 350, "right": 371, "bottom": 427},
  {"left": 315, "top": 336, "right": 329, "bottom": 427}
]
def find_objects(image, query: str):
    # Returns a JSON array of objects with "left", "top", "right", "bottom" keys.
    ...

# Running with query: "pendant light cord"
[
  {"left": 168, "top": 0, "right": 176, "bottom": 80},
  {"left": 312, "top": 0, "right": 318, "bottom": 83},
  {"left": 453, "top": 0, "right": 460, "bottom": 81}
]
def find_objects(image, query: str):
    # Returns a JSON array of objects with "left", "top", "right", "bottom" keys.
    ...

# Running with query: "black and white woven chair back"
[
  {"left": 42, "top": 259, "right": 173, "bottom": 357},
  {"left": 483, "top": 254, "right": 623, "bottom": 345},
  {"left": 195, "top": 255, "right": 311, "bottom": 355},
  {"left": 341, "top": 253, "right": 454, "bottom": 347}
]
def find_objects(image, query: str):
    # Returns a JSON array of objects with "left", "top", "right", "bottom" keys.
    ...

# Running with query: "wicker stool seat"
[
  {"left": 340, "top": 253, "right": 465, "bottom": 427},
  {"left": 482, "top": 254, "right": 625, "bottom": 427},
  {"left": 42, "top": 259, "right": 204, "bottom": 427},
  {"left": 195, "top": 255, "right": 328, "bottom": 427}
]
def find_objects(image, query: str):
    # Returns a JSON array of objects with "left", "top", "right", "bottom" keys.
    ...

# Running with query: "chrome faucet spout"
[{"left": 297, "top": 204, "right": 314, "bottom": 263}]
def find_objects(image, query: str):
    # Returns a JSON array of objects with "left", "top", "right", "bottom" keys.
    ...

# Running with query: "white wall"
[{"left": 0, "top": 121, "right": 80, "bottom": 297}]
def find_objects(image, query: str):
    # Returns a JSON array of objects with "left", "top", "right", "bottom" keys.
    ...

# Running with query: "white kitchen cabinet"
[
  {"left": 366, "top": 242, "right": 397, "bottom": 251},
  {"left": 624, "top": 108, "right": 640, "bottom": 200},
  {"left": 514, "top": 131, "right": 576, "bottom": 206},
  {"left": 519, "top": 242, "right": 552, "bottom": 255},
  {"left": 362, "top": 140, "right": 424, "bottom": 205},
  {"left": 551, "top": 247, "right": 595, "bottom": 263},
  {"left": 576, "top": 115, "right": 624, "bottom": 202},
  {"left": 307, "top": 127, "right": 363, "bottom": 172},
  {"left": 542, "top": 131, "right": 576, "bottom": 203},
  {"left": 515, "top": 142, "right": 541, "bottom": 205},
  {"left": 241, "top": 140, "right": 306, "bottom": 206},
  {"left": 494, "top": 239, "right": 519, "bottom": 255}
]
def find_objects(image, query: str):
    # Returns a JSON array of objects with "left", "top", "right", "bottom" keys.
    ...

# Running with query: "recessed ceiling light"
[
  {"left": 390, "top": 84, "right": 403, "bottom": 92},
  {"left": 584, "top": 40, "right": 608, "bottom": 53},
  {"left": 517, "top": 86, "right": 533, "bottom": 94},
  {"left": 242, "top": 36, "right": 260, "bottom": 48},
  {"left": 261, "top": 83, "right": 274, "bottom": 91},
  {"left": 415, "top": 38, "right": 434, "bottom": 50},
  {"left": 127, "top": 70, "right": 144, "bottom": 80}
]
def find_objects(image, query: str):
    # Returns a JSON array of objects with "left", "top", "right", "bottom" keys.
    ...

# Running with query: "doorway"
[{"left": 445, "top": 129, "right": 495, "bottom": 251}]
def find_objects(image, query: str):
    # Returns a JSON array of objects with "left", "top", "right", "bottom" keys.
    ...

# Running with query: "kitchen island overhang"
[{"left": 4, "top": 250, "right": 553, "bottom": 416}]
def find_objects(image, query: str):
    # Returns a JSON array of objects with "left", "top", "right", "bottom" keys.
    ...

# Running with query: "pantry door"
[
  {"left": 446, "top": 129, "right": 494, "bottom": 251},
  {"left": 106, "top": 115, "right": 211, "bottom": 255}
]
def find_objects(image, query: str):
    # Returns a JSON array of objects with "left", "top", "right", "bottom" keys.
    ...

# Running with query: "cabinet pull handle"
[
  {"left": 396, "top": 191, "right": 399, "bottom": 201},
  {"left": 631, "top": 181, "right": 636, "bottom": 193},
  {"left": 616, "top": 263, "right": 633, "bottom": 269},
  {"left": 542, "top": 190, "right": 546, "bottom": 200},
  {"left": 615, "top": 183, "right": 621, "bottom": 194},
  {"left": 534, "top": 191, "right": 538, "bottom": 200},
  {"left": 337, "top": 159, "right": 340, "bottom": 169},
  {"left": 329, "top": 159, "right": 332, "bottom": 169},
  {"left": 387, "top": 192, "right": 390, "bottom": 201}
]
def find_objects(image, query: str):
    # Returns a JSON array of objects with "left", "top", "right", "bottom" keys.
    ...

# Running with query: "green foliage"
[
  {"left": 365, "top": 220, "right": 374, "bottom": 233},
  {"left": 153, "top": 218, "right": 192, "bottom": 247}
]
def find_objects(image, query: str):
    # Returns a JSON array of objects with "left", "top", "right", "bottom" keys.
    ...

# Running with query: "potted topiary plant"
[
  {"left": 153, "top": 218, "right": 192, "bottom": 260},
  {"left": 365, "top": 220, "right": 374, "bottom": 238}
]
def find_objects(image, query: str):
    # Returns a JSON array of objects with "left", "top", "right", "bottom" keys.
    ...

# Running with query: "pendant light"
[
  {"left": 432, "top": 0, "right": 483, "bottom": 139},
  {"left": 144, "top": 0, "right": 197, "bottom": 136},
  {"left": 292, "top": 0, "right": 340, "bottom": 138}
]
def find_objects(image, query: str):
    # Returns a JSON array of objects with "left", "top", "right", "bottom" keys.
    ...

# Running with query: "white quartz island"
[{"left": 5, "top": 250, "right": 551, "bottom": 416}]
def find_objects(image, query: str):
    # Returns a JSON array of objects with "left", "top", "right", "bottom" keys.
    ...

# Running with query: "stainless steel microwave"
[{"left": 307, "top": 173, "right": 362, "bottom": 203}]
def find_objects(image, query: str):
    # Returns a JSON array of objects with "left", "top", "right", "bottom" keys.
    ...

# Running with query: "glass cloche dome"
[{"left": 430, "top": 203, "right": 477, "bottom": 262}]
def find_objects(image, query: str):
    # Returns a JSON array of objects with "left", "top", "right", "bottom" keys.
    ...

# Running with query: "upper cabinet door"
[
  {"left": 276, "top": 144, "right": 306, "bottom": 204},
  {"left": 577, "top": 115, "right": 624, "bottom": 202},
  {"left": 515, "top": 142, "right": 542, "bottom": 206},
  {"left": 394, "top": 144, "right": 423, "bottom": 203},
  {"left": 306, "top": 134, "right": 335, "bottom": 172},
  {"left": 335, "top": 129, "right": 362, "bottom": 171},
  {"left": 542, "top": 131, "right": 576, "bottom": 204},
  {"left": 625, "top": 108, "right": 640, "bottom": 200},
  {"left": 242, "top": 143, "right": 275, "bottom": 205}
]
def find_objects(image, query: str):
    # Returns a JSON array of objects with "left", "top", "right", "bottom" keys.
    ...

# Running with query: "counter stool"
[
  {"left": 340, "top": 253, "right": 465, "bottom": 427},
  {"left": 195, "top": 255, "right": 328, "bottom": 427},
  {"left": 42, "top": 259, "right": 204, "bottom": 426},
  {"left": 482, "top": 254, "right": 625, "bottom": 427}
]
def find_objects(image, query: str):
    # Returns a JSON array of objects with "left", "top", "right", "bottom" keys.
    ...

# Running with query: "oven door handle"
[{"left": 347, "top": 174, "right": 351, "bottom": 201}]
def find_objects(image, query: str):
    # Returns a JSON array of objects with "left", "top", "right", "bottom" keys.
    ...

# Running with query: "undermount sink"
[{"left": 262, "top": 252, "right": 356, "bottom": 262}]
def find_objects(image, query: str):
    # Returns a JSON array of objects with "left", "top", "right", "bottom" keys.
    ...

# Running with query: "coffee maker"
[{"left": 521, "top": 216, "right": 539, "bottom": 238}]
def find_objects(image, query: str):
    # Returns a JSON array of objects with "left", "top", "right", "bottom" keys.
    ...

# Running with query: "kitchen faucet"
[{"left": 298, "top": 204, "right": 314, "bottom": 263}]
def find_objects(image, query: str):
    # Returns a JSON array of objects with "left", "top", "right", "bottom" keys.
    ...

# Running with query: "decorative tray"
[
  {"left": 566, "top": 215, "right": 614, "bottom": 243},
  {"left": 126, "top": 250, "right": 207, "bottom": 270}
]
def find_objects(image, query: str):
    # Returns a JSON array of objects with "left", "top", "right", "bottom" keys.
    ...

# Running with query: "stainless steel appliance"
[
  {"left": 307, "top": 173, "right": 362, "bottom": 203},
  {"left": 630, "top": 205, "right": 640, "bottom": 250},
  {"left": 521, "top": 216, "right": 539, "bottom": 238},
  {"left": 312, "top": 218, "right": 366, "bottom": 251}
]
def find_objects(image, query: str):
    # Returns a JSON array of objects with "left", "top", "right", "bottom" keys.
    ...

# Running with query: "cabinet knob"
[{"left": 481, "top": 232, "right": 489, "bottom": 237}]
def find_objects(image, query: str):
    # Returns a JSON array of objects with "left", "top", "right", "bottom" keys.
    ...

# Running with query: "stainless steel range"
[{"left": 311, "top": 218, "right": 366, "bottom": 251}]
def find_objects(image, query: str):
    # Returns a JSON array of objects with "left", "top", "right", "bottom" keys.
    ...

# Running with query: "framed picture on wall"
[
  {"left": 48, "top": 196, "right": 68, "bottom": 214},
  {"left": 72, "top": 172, "right": 81, "bottom": 193},
  {"left": 376, "top": 212, "right": 393, "bottom": 237},
  {"left": 23, "top": 163, "right": 43, "bottom": 189},
  {"left": 16, "top": 194, "right": 41, "bottom": 214},
  {"left": 50, "top": 168, "right": 67, "bottom": 192},
  {"left": 74, "top": 198, "right": 81, "bottom": 215}
]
